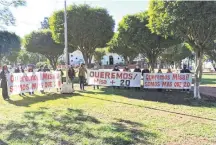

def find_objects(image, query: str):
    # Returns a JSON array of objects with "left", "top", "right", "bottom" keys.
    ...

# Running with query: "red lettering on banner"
[
  {"left": 20, "top": 84, "right": 29, "bottom": 91},
  {"left": 45, "top": 82, "right": 52, "bottom": 88},
  {"left": 172, "top": 74, "right": 187, "bottom": 80},
  {"left": 58, "top": 81, "right": 61, "bottom": 87},
  {"left": 105, "top": 72, "right": 110, "bottom": 79},
  {"left": 145, "top": 82, "right": 160, "bottom": 87},
  {"left": 162, "top": 82, "right": 172, "bottom": 87},
  {"left": 116, "top": 73, "right": 122, "bottom": 79},
  {"left": 42, "top": 73, "right": 54, "bottom": 80},
  {"left": 101, "top": 72, "right": 105, "bottom": 78},
  {"left": 123, "top": 73, "right": 128, "bottom": 79},
  {"left": 32, "top": 83, "right": 37, "bottom": 90},
  {"left": 10, "top": 75, "right": 14, "bottom": 83},
  {"left": 174, "top": 82, "right": 182, "bottom": 87},
  {"left": 111, "top": 73, "right": 115, "bottom": 79}
]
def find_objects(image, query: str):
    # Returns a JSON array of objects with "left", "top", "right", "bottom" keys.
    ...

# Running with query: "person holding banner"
[
  {"left": 112, "top": 65, "right": 120, "bottom": 89},
  {"left": 166, "top": 68, "right": 172, "bottom": 92},
  {"left": 134, "top": 65, "right": 141, "bottom": 90},
  {"left": 0, "top": 65, "right": 10, "bottom": 101},
  {"left": 14, "top": 66, "right": 25, "bottom": 96},
  {"left": 93, "top": 65, "right": 100, "bottom": 90},
  {"left": 157, "top": 69, "right": 163, "bottom": 92},
  {"left": 181, "top": 64, "right": 191, "bottom": 93},
  {"left": 78, "top": 63, "right": 87, "bottom": 91},
  {"left": 28, "top": 66, "right": 34, "bottom": 95},
  {"left": 123, "top": 66, "right": 131, "bottom": 89}
]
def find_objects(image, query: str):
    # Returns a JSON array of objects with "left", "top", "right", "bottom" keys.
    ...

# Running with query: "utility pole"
[{"left": 64, "top": 0, "right": 69, "bottom": 83}]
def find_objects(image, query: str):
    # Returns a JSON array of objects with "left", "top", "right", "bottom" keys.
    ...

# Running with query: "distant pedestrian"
[
  {"left": 0, "top": 65, "right": 10, "bottom": 101},
  {"left": 123, "top": 66, "right": 131, "bottom": 89}
]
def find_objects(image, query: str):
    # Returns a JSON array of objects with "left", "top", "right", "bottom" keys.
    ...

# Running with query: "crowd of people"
[{"left": 0, "top": 63, "right": 191, "bottom": 101}]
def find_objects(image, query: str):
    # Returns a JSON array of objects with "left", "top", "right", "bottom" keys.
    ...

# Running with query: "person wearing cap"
[
  {"left": 78, "top": 63, "right": 87, "bottom": 91},
  {"left": 180, "top": 64, "right": 191, "bottom": 93},
  {"left": 0, "top": 65, "right": 10, "bottom": 100}
]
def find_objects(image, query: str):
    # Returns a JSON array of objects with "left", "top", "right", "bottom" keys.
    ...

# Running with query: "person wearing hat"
[
  {"left": 0, "top": 65, "right": 10, "bottom": 100},
  {"left": 180, "top": 64, "right": 191, "bottom": 93}
]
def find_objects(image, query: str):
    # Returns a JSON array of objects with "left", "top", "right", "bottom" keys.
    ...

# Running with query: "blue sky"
[{"left": 7, "top": 0, "right": 149, "bottom": 38}]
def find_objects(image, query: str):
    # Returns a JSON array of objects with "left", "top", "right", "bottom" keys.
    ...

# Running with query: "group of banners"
[
  {"left": 6, "top": 70, "right": 192, "bottom": 95},
  {"left": 87, "top": 70, "right": 192, "bottom": 89},
  {"left": 7, "top": 72, "right": 61, "bottom": 95}
]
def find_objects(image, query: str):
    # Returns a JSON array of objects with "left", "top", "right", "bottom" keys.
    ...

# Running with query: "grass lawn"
[
  {"left": 201, "top": 74, "right": 216, "bottom": 86},
  {"left": 0, "top": 86, "right": 216, "bottom": 145}
]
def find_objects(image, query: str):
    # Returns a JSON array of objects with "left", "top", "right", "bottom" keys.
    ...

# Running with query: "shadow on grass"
[
  {"left": 0, "top": 140, "right": 8, "bottom": 145},
  {"left": 8, "top": 93, "right": 82, "bottom": 107},
  {"left": 0, "top": 108, "right": 157, "bottom": 145},
  {"left": 84, "top": 87, "right": 216, "bottom": 107}
]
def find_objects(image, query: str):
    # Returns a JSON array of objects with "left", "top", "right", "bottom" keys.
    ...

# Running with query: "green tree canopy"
[
  {"left": 49, "top": 4, "right": 115, "bottom": 67},
  {"left": 108, "top": 33, "right": 138, "bottom": 64},
  {"left": 115, "top": 12, "right": 180, "bottom": 72},
  {"left": 0, "top": 0, "right": 26, "bottom": 28},
  {"left": 23, "top": 30, "right": 63, "bottom": 70},
  {"left": 148, "top": 1, "right": 216, "bottom": 98}
]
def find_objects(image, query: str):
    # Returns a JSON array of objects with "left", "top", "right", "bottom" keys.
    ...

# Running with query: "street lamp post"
[{"left": 64, "top": 0, "right": 69, "bottom": 84}]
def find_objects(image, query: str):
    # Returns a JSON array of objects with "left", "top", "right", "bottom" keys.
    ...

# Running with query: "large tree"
[
  {"left": 116, "top": 13, "right": 179, "bottom": 72},
  {"left": 0, "top": 0, "right": 26, "bottom": 28},
  {"left": 108, "top": 33, "right": 138, "bottom": 64},
  {"left": 161, "top": 43, "right": 193, "bottom": 68},
  {"left": 23, "top": 30, "right": 63, "bottom": 70},
  {"left": 0, "top": 31, "right": 21, "bottom": 62},
  {"left": 148, "top": 1, "right": 216, "bottom": 99},
  {"left": 49, "top": 4, "right": 115, "bottom": 67}
]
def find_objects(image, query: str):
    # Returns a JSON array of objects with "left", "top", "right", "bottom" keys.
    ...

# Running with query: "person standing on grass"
[
  {"left": 0, "top": 65, "right": 10, "bottom": 101},
  {"left": 157, "top": 69, "right": 163, "bottom": 92},
  {"left": 28, "top": 66, "right": 34, "bottom": 95},
  {"left": 166, "top": 68, "right": 172, "bottom": 92},
  {"left": 123, "top": 66, "right": 131, "bottom": 89},
  {"left": 78, "top": 63, "right": 87, "bottom": 91},
  {"left": 134, "top": 65, "right": 141, "bottom": 90},
  {"left": 14, "top": 66, "right": 25, "bottom": 96},
  {"left": 68, "top": 66, "right": 75, "bottom": 89},
  {"left": 93, "top": 64, "right": 100, "bottom": 90},
  {"left": 180, "top": 64, "right": 191, "bottom": 93},
  {"left": 112, "top": 65, "right": 120, "bottom": 89},
  {"left": 142, "top": 65, "right": 150, "bottom": 90}
]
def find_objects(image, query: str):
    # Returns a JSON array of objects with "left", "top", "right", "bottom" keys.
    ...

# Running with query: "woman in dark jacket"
[{"left": 0, "top": 65, "right": 10, "bottom": 100}]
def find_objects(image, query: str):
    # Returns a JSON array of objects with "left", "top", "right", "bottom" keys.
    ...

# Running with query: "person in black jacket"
[
  {"left": 0, "top": 65, "right": 10, "bottom": 100},
  {"left": 134, "top": 65, "right": 141, "bottom": 90},
  {"left": 142, "top": 66, "right": 150, "bottom": 76},
  {"left": 68, "top": 66, "right": 75, "bottom": 89},
  {"left": 181, "top": 64, "right": 191, "bottom": 93}
]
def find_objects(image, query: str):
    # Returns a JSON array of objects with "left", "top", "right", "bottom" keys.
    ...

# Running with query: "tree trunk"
[
  {"left": 47, "top": 57, "right": 57, "bottom": 70},
  {"left": 149, "top": 61, "right": 155, "bottom": 73},
  {"left": 193, "top": 49, "right": 203, "bottom": 99}
]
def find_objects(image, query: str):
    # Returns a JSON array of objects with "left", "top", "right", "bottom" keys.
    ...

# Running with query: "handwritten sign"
[
  {"left": 87, "top": 70, "right": 141, "bottom": 87},
  {"left": 143, "top": 73, "right": 192, "bottom": 89},
  {"left": 7, "top": 72, "right": 61, "bottom": 95}
]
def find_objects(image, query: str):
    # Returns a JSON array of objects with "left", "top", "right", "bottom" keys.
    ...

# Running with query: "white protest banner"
[
  {"left": 143, "top": 73, "right": 192, "bottom": 89},
  {"left": 7, "top": 72, "right": 61, "bottom": 95},
  {"left": 87, "top": 70, "right": 141, "bottom": 87}
]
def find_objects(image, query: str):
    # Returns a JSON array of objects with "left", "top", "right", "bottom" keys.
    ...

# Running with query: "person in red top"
[{"left": 28, "top": 66, "right": 34, "bottom": 95}]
